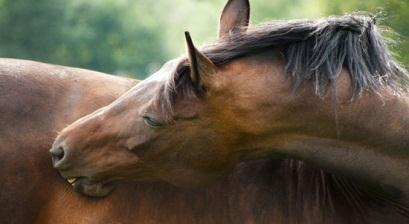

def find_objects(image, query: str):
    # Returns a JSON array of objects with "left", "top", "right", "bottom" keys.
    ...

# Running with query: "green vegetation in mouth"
[{"left": 67, "top": 178, "right": 78, "bottom": 185}]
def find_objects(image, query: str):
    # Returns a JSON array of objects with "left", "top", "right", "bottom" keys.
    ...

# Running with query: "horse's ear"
[
  {"left": 218, "top": 0, "right": 250, "bottom": 39},
  {"left": 185, "top": 32, "right": 217, "bottom": 94}
]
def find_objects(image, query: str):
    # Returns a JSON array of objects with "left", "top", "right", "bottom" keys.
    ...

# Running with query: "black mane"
[{"left": 161, "top": 14, "right": 408, "bottom": 111}]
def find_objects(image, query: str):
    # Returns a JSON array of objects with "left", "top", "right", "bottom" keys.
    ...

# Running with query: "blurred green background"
[{"left": 0, "top": 0, "right": 407, "bottom": 79}]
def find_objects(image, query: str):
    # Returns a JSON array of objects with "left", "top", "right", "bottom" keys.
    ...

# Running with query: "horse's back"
[
  {"left": 0, "top": 58, "right": 136, "bottom": 223},
  {"left": 0, "top": 59, "right": 134, "bottom": 127},
  {"left": 0, "top": 59, "right": 135, "bottom": 147}
]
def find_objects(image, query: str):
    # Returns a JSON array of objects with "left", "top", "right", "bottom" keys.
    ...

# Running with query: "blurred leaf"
[{"left": 0, "top": 0, "right": 406, "bottom": 78}]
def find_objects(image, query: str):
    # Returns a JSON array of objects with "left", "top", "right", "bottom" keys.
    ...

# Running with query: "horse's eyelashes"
[{"left": 142, "top": 116, "right": 163, "bottom": 128}]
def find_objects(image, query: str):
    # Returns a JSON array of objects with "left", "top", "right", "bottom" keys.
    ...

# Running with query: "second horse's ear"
[{"left": 218, "top": 0, "right": 250, "bottom": 39}]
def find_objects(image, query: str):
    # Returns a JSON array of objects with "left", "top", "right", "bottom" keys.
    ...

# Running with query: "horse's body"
[
  {"left": 3, "top": 58, "right": 409, "bottom": 224},
  {"left": 5, "top": 58, "right": 405, "bottom": 224},
  {"left": 0, "top": 58, "right": 136, "bottom": 223},
  {"left": 50, "top": 1, "right": 409, "bottom": 223}
]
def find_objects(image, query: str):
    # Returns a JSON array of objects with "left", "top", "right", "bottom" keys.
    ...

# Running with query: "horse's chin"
[{"left": 72, "top": 177, "right": 116, "bottom": 197}]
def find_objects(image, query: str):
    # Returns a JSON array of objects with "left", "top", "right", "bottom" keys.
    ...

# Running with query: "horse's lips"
[{"left": 72, "top": 177, "right": 116, "bottom": 197}]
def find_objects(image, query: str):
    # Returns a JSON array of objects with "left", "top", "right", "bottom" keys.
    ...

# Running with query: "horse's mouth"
[{"left": 66, "top": 176, "right": 116, "bottom": 197}]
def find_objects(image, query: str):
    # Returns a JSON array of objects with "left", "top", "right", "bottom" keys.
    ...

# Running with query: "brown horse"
[
  {"left": 1, "top": 58, "right": 320, "bottom": 224},
  {"left": 0, "top": 58, "right": 312, "bottom": 224},
  {"left": 2, "top": 61, "right": 393, "bottom": 223},
  {"left": 0, "top": 58, "right": 136, "bottom": 223},
  {"left": 2, "top": 2, "right": 388, "bottom": 224},
  {"left": 51, "top": 0, "right": 409, "bottom": 222}
]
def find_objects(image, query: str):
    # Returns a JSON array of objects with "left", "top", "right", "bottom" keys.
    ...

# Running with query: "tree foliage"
[
  {"left": 0, "top": 0, "right": 406, "bottom": 78},
  {"left": 0, "top": 0, "right": 168, "bottom": 77}
]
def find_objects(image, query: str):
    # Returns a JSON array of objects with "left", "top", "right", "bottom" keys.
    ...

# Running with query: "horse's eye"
[{"left": 143, "top": 116, "right": 163, "bottom": 128}]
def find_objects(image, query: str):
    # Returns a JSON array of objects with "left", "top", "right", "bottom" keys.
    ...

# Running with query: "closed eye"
[{"left": 142, "top": 116, "right": 163, "bottom": 128}]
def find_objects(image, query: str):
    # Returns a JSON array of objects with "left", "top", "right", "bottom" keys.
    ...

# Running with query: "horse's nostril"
[
  {"left": 52, "top": 147, "right": 65, "bottom": 160},
  {"left": 50, "top": 146, "right": 65, "bottom": 164}
]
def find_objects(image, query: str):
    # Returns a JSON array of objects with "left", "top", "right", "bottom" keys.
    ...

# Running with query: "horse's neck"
[
  {"left": 278, "top": 134, "right": 409, "bottom": 201},
  {"left": 245, "top": 86, "right": 409, "bottom": 204},
  {"left": 302, "top": 91, "right": 408, "bottom": 201},
  {"left": 344, "top": 92, "right": 409, "bottom": 148}
]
